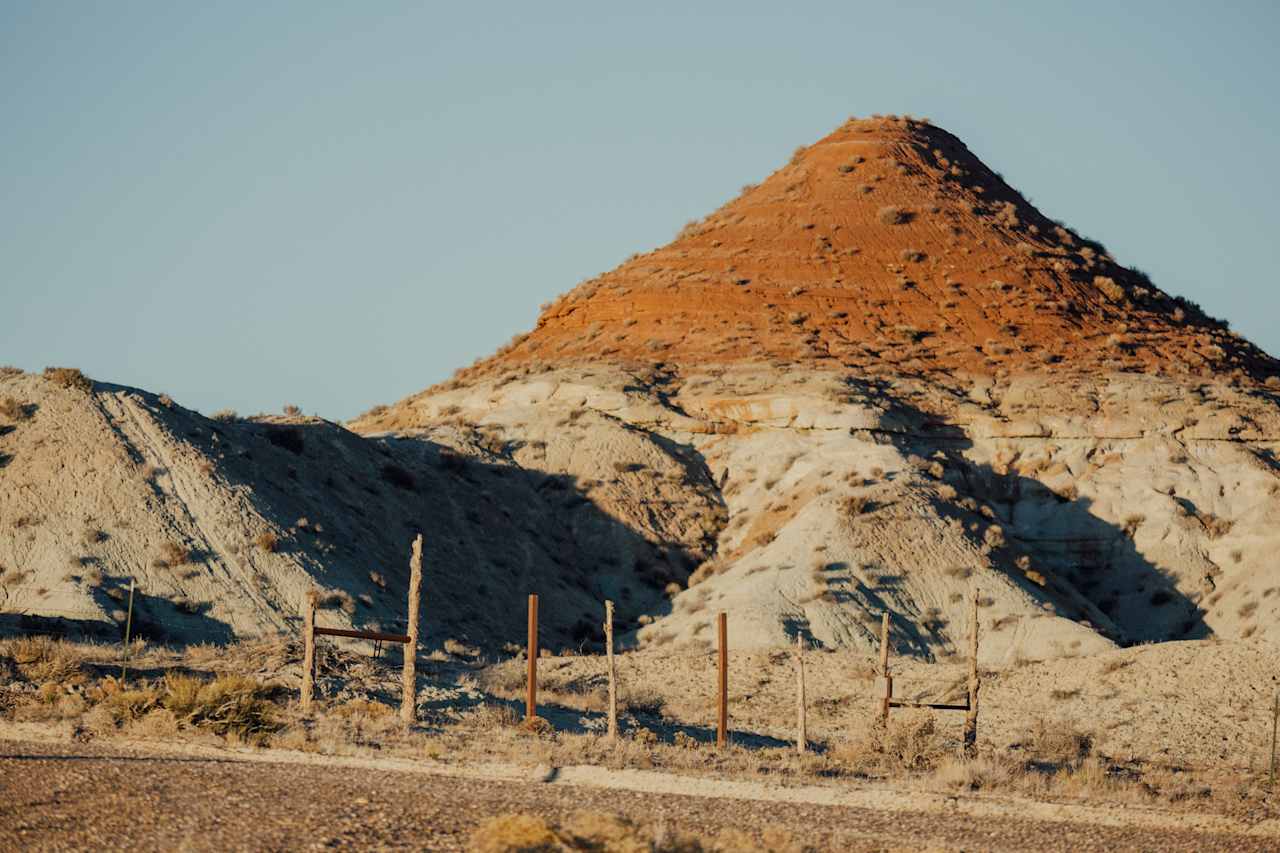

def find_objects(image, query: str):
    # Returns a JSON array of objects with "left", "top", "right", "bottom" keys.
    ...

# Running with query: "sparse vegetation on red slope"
[{"left": 878, "top": 205, "right": 911, "bottom": 225}]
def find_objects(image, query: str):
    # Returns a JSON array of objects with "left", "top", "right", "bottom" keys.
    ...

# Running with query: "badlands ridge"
[{"left": 4, "top": 116, "right": 1279, "bottom": 664}]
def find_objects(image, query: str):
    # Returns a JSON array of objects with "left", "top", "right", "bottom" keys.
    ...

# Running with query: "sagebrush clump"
[{"left": 42, "top": 367, "right": 92, "bottom": 392}]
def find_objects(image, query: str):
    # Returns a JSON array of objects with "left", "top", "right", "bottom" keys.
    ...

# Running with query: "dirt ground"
[{"left": 1, "top": 736, "right": 1276, "bottom": 852}]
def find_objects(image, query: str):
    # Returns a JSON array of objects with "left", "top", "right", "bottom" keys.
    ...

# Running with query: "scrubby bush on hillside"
[
  {"left": 0, "top": 397, "right": 29, "bottom": 421},
  {"left": 43, "top": 367, "right": 91, "bottom": 392},
  {"left": 878, "top": 206, "right": 911, "bottom": 225},
  {"left": 1093, "top": 276, "right": 1126, "bottom": 302}
]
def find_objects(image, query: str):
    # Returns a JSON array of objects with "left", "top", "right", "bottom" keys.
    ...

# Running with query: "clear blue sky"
[{"left": 3, "top": 2, "right": 1277, "bottom": 420}]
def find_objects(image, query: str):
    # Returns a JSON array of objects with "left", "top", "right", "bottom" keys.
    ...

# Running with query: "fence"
[
  {"left": 876, "top": 589, "right": 982, "bottom": 752},
  {"left": 513, "top": 591, "right": 982, "bottom": 753},
  {"left": 299, "top": 533, "right": 424, "bottom": 723}
]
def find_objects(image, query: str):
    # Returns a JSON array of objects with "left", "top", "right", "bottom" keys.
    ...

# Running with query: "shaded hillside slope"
[{"left": 0, "top": 369, "right": 717, "bottom": 650}]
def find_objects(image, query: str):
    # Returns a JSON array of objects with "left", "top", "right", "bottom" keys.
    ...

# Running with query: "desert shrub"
[
  {"left": 42, "top": 367, "right": 92, "bottom": 392},
  {"left": 1022, "top": 718, "right": 1094, "bottom": 768},
  {"left": 7, "top": 636, "right": 86, "bottom": 684},
  {"left": 159, "top": 673, "right": 281, "bottom": 743},
  {"left": 877, "top": 205, "right": 911, "bottom": 225},
  {"left": 96, "top": 682, "right": 162, "bottom": 726},
  {"left": 521, "top": 715, "right": 554, "bottom": 737},
  {"left": 1122, "top": 514, "right": 1144, "bottom": 537},
  {"left": 899, "top": 248, "right": 925, "bottom": 262},
  {"left": 832, "top": 712, "right": 948, "bottom": 774},
  {"left": 254, "top": 531, "right": 279, "bottom": 553},
  {"left": 842, "top": 495, "right": 872, "bottom": 516},
  {"left": 930, "top": 754, "right": 1017, "bottom": 792},
  {"left": 469, "top": 813, "right": 561, "bottom": 853},
  {"left": 159, "top": 541, "right": 191, "bottom": 567},
  {"left": 0, "top": 397, "right": 29, "bottom": 421},
  {"left": 688, "top": 559, "right": 728, "bottom": 586},
  {"left": 1201, "top": 513, "right": 1232, "bottom": 538},
  {"left": 316, "top": 590, "right": 357, "bottom": 614},
  {"left": 1094, "top": 276, "right": 1126, "bottom": 302},
  {"left": 211, "top": 409, "right": 238, "bottom": 422},
  {"left": 622, "top": 687, "right": 666, "bottom": 718}
]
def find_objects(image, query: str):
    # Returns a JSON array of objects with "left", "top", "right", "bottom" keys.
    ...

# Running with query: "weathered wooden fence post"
[
  {"left": 878, "top": 611, "right": 892, "bottom": 723},
  {"left": 605, "top": 599, "right": 618, "bottom": 741},
  {"left": 796, "top": 634, "right": 807, "bottom": 754},
  {"left": 526, "top": 594, "right": 539, "bottom": 720},
  {"left": 119, "top": 578, "right": 136, "bottom": 681},
  {"left": 964, "top": 588, "right": 980, "bottom": 753},
  {"left": 1270, "top": 691, "right": 1279, "bottom": 787},
  {"left": 301, "top": 589, "right": 316, "bottom": 714},
  {"left": 401, "top": 534, "right": 424, "bottom": 724},
  {"left": 717, "top": 611, "right": 728, "bottom": 748}
]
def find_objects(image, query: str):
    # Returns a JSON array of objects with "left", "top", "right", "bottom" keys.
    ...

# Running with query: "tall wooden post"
[
  {"left": 1269, "top": 691, "right": 1278, "bottom": 787},
  {"left": 605, "top": 600, "right": 618, "bottom": 741},
  {"left": 401, "top": 534, "right": 424, "bottom": 724},
  {"left": 526, "top": 594, "right": 539, "bottom": 720},
  {"left": 301, "top": 590, "right": 316, "bottom": 714},
  {"left": 717, "top": 612, "right": 728, "bottom": 748},
  {"left": 795, "top": 634, "right": 807, "bottom": 754},
  {"left": 878, "top": 611, "right": 892, "bottom": 723},
  {"left": 963, "top": 588, "right": 980, "bottom": 753}
]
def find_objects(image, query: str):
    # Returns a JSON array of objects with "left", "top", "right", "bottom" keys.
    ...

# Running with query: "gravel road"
[{"left": 0, "top": 739, "right": 1270, "bottom": 852}]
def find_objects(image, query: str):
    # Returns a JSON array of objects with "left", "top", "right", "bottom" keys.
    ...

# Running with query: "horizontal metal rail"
[
  {"left": 889, "top": 699, "right": 970, "bottom": 711},
  {"left": 313, "top": 626, "right": 410, "bottom": 644}
]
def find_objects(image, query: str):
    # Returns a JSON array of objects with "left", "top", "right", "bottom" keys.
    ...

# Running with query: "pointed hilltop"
[
  {"left": 8, "top": 119, "right": 1280, "bottom": 661},
  {"left": 342, "top": 117, "right": 1280, "bottom": 660},
  {"left": 442, "top": 115, "right": 1274, "bottom": 388}
]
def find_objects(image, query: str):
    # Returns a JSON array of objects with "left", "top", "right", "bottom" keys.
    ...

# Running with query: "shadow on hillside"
[
  {"left": 844, "top": 377, "right": 1209, "bottom": 650},
  {"left": 470, "top": 693, "right": 793, "bottom": 750},
  {"left": 145, "top": 402, "right": 713, "bottom": 654}
]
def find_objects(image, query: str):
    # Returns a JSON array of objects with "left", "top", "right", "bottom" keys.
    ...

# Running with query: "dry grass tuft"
[
  {"left": 841, "top": 495, "right": 872, "bottom": 517},
  {"left": 471, "top": 810, "right": 793, "bottom": 853},
  {"left": 97, "top": 673, "right": 283, "bottom": 744},
  {"left": 42, "top": 367, "right": 92, "bottom": 392},
  {"left": 1022, "top": 717, "right": 1095, "bottom": 767},
  {"left": 0, "top": 397, "right": 30, "bottom": 421},
  {"left": 470, "top": 813, "right": 561, "bottom": 852},
  {"left": 6, "top": 636, "right": 88, "bottom": 684},
  {"left": 831, "top": 711, "right": 949, "bottom": 775},
  {"left": 159, "top": 541, "right": 192, "bottom": 567},
  {"left": 877, "top": 206, "right": 911, "bottom": 225}
]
